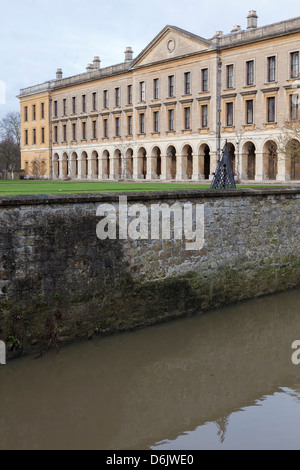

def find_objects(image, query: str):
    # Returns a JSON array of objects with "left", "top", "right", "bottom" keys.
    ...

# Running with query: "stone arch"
[
  {"left": 113, "top": 148, "right": 122, "bottom": 180},
  {"left": 199, "top": 143, "right": 210, "bottom": 180},
  {"left": 166, "top": 145, "right": 176, "bottom": 180},
  {"left": 227, "top": 142, "right": 236, "bottom": 174},
  {"left": 81, "top": 151, "right": 88, "bottom": 179},
  {"left": 182, "top": 144, "right": 193, "bottom": 179},
  {"left": 286, "top": 139, "right": 300, "bottom": 180},
  {"left": 91, "top": 150, "right": 99, "bottom": 179},
  {"left": 71, "top": 152, "right": 79, "bottom": 179},
  {"left": 53, "top": 153, "right": 59, "bottom": 179},
  {"left": 263, "top": 140, "right": 278, "bottom": 180},
  {"left": 125, "top": 148, "right": 134, "bottom": 179},
  {"left": 151, "top": 146, "right": 161, "bottom": 179},
  {"left": 61, "top": 152, "right": 68, "bottom": 179},
  {"left": 242, "top": 141, "right": 256, "bottom": 180},
  {"left": 102, "top": 150, "right": 110, "bottom": 180},
  {"left": 137, "top": 146, "right": 147, "bottom": 179}
]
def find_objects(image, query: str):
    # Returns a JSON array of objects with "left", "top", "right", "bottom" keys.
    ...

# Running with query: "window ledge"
[{"left": 222, "top": 126, "right": 235, "bottom": 132}]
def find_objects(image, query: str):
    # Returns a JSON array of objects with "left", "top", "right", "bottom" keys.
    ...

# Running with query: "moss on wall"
[{"left": 0, "top": 188, "right": 299, "bottom": 358}]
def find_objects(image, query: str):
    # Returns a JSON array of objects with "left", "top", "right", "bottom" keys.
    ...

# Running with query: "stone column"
[
  {"left": 234, "top": 150, "right": 241, "bottom": 181},
  {"left": 160, "top": 155, "right": 169, "bottom": 180},
  {"left": 69, "top": 157, "right": 76, "bottom": 179},
  {"left": 120, "top": 153, "right": 126, "bottom": 180},
  {"left": 276, "top": 152, "right": 288, "bottom": 182},
  {"left": 98, "top": 155, "right": 105, "bottom": 180},
  {"left": 109, "top": 156, "right": 119, "bottom": 180},
  {"left": 87, "top": 156, "right": 93, "bottom": 180},
  {"left": 146, "top": 155, "right": 157, "bottom": 180},
  {"left": 77, "top": 156, "right": 83, "bottom": 179},
  {"left": 255, "top": 152, "right": 265, "bottom": 182},
  {"left": 240, "top": 152, "right": 248, "bottom": 180},
  {"left": 192, "top": 154, "right": 201, "bottom": 181},
  {"left": 61, "top": 158, "right": 68, "bottom": 179},
  {"left": 133, "top": 154, "right": 142, "bottom": 180},
  {"left": 91, "top": 156, "right": 97, "bottom": 180},
  {"left": 176, "top": 154, "right": 188, "bottom": 181}
]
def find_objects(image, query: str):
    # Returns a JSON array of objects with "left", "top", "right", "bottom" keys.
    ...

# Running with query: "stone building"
[{"left": 18, "top": 11, "right": 300, "bottom": 182}]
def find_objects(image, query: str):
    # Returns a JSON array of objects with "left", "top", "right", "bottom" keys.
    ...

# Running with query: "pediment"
[{"left": 131, "top": 26, "right": 211, "bottom": 68}]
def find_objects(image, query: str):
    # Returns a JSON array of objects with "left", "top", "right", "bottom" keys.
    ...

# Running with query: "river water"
[{"left": 1, "top": 289, "right": 300, "bottom": 450}]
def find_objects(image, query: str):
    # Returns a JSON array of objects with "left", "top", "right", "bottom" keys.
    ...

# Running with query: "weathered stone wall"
[{"left": 0, "top": 188, "right": 299, "bottom": 358}]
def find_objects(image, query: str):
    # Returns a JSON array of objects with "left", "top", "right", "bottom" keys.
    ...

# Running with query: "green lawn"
[{"left": 0, "top": 180, "right": 283, "bottom": 196}]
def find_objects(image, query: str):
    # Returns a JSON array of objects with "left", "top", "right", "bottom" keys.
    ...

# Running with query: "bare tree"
[
  {"left": 0, "top": 111, "right": 21, "bottom": 147},
  {"left": 279, "top": 120, "right": 300, "bottom": 158},
  {"left": 278, "top": 119, "right": 300, "bottom": 179},
  {"left": 0, "top": 136, "right": 21, "bottom": 178},
  {"left": 31, "top": 157, "right": 46, "bottom": 178}
]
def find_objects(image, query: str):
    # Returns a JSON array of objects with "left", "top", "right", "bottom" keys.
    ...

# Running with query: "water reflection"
[
  {"left": 0, "top": 289, "right": 300, "bottom": 450},
  {"left": 153, "top": 387, "right": 300, "bottom": 450}
]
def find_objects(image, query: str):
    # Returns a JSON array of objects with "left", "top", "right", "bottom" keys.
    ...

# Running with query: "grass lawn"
[{"left": 0, "top": 180, "right": 284, "bottom": 196}]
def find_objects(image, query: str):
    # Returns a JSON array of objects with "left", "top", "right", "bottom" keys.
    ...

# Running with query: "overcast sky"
[{"left": 0, "top": 0, "right": 299, "bottom": 119}]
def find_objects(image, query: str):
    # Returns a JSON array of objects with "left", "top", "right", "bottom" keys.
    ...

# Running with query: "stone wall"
[{"left": 0, "top": 188, "right": 299, "bottom": 358}]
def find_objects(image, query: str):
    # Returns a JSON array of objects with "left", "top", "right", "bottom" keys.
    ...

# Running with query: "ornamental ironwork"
[{"left": 210, "top": 141, "right": 236, "bottom": 190}]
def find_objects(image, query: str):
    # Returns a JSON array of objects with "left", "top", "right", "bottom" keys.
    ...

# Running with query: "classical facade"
[{"left": 19, "top": 11, "right": 300, "bottom": 182}]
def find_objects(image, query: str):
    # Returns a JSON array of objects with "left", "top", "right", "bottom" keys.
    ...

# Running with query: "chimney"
[
  {"left": 214, "top": 31, "right": 224, "bottom": 37},
  {"left": 93, "top": 56, "right": 101, "bottom": 69},
  {"left": 247, "top": 10, "right": 258, "bottom": 29},
  {"left": 124, "top": 47, "right": 133, "bottom": 62},
  {"left": 231, "top": 25, "right": 241, "bottom": 33},
  {"left": 56, "top": 68, "right": 63, "bottom": 79},
  {"left": 86, "top": 63, "right": 93, "bottom": 73}
]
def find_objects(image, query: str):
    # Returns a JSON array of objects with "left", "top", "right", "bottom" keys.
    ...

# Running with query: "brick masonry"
[{"left": 0, "top": 188, "right": 299, "bottom": 358}]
